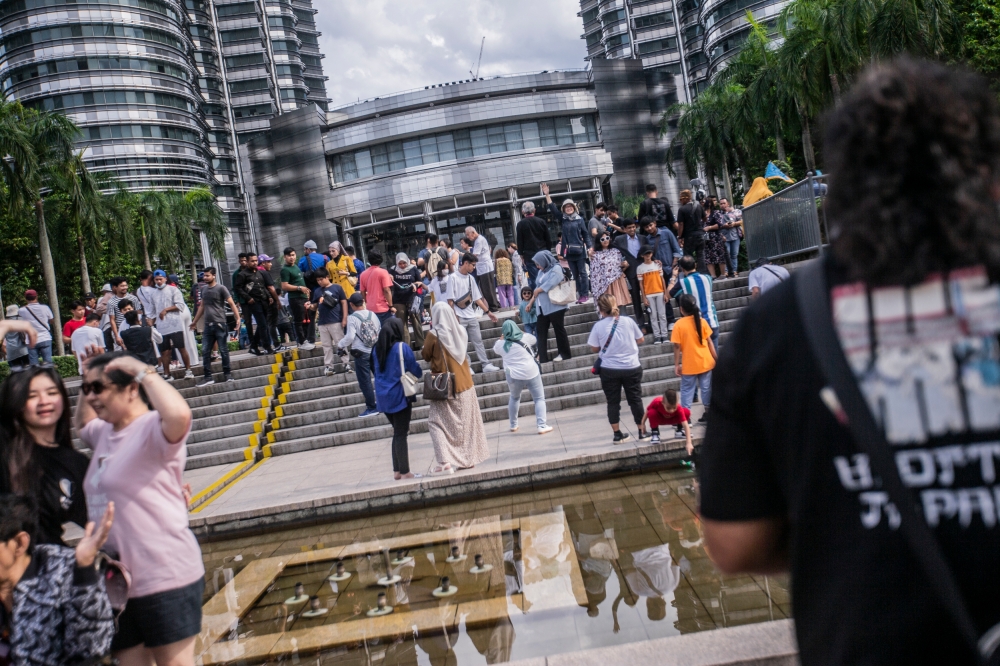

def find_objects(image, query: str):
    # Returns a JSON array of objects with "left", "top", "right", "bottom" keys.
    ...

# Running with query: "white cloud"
[{"left": 315, "top": 0, "right": 587, "bottom": 108}]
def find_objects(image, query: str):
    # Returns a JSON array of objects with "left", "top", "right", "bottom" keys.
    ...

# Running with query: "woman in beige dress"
[{"left": 423, "top": 302, "right": 489, "bottom": 474}]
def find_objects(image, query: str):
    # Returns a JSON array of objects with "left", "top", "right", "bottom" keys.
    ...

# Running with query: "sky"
[{"left": 314, "top": 0, "right": 588, "bottom": 109}]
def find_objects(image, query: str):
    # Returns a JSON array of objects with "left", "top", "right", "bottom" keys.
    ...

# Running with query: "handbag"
[
  {"left": 398, "top": 343, "right": 419, "bottom": 397},
  {"left": 422, "top": 341, "right": 455, "bottom": 400},
  {"left": 96, "top": 550, "right": 132, "bottom": 619},
  {"left": 591, "top": 317, "right": 619, "bottom": 375},
  {"left": 548, "top": 268, "right": 577, "bottom": 306},
  {"left": 795, "top": 260, "right": 1000, "bottom": 665},
  {"left": 454, "top": 275, "right": 475, "bottom": 310}
]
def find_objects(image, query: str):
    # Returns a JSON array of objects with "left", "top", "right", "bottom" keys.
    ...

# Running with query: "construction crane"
[{"left": 469, "top": 37, "right": 485, "bottom": 80}]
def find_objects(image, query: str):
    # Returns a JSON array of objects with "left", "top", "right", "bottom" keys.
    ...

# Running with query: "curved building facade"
[
  {"left": 245, "top": 71, "right": 616, "bottom": 260},
  {"left": 0, "top": 0, "right": 210, "bottom": 190},
  {"left": 701, "top": 0, "right": 787, "bottom": 78}
]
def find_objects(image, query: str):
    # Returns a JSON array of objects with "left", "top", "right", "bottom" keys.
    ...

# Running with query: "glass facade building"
[{"left": 0, "top": 0, "right": 329, "bottom": 275}]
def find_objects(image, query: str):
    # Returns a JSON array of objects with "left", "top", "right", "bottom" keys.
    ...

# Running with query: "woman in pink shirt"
[{"left": 75, "top": 351, "right": 202, "bottom": 666}]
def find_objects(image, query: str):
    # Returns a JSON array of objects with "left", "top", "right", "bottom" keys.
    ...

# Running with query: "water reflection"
[{"left": 197, "top": 470, "right": 789, "bottom": 664}]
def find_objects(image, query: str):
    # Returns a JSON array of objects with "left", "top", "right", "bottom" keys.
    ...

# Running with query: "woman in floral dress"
[
  {"left": 589, "top": 232, "right": 632, "bottom": 308},
  {"left": 702, "top": 197, "right": 731, "bottom": 278}
]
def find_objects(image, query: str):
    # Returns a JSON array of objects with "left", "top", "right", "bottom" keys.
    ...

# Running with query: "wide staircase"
[{"left": 68, "top": 275, "right": 753, "bottom": 506}]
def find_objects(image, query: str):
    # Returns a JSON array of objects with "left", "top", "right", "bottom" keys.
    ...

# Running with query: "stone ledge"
[
  {"left": 190, "top": 438, "right": 696, "bottom": 540},
  {"left": 506, "top": 619, "right": 798, "bottom": 666}
]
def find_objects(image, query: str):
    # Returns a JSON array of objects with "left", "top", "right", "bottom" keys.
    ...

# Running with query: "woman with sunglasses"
[
  {"left": 75, "top": 351, "right": 202, "bottom": 666},
  {"left": 589, "top": 232, "right": 632, "bottom": 311},
  {"left": 0, "top": 318, "right": 90, "bottom": 546}
]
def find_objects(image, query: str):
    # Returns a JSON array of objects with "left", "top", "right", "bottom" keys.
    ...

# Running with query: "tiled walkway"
[{"left": 185, "top": 401, "right": 705, "bottom": 522}]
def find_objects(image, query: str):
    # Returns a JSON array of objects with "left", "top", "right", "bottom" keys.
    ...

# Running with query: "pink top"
[
  {"left": 359, "top": 265, "right": 392, "bottom": 313},
  {"left": 81, "top": 411, "right": 204, "bottom": 598}
]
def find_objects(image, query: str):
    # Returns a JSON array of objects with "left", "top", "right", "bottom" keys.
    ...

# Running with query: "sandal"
[{"left": 429, "top": 463, "right": 454, "bottom": 476}]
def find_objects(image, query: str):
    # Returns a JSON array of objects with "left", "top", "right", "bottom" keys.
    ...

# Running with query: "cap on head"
[
  {"left": 168, "top": 274, "right": 180, "bottom": 284},
  {"left": 23, "top": 289, "right": 37, "bottom": 300},
  {"left": 560, "top": 199, "right": 577, "bottom": 213},
  {"left": 258, "top": 254, "right": 273, "bottom": 262},
  {"left": 83, "top": 292, "right": 96, "bottom": 300},
  {"left": 101, "top": 283, "right": 112, "bottom": 293},
  {"left": 6, "top": 304, "right": 19, "bottom": 317},
  {"left": 348, "top": 292, "right": 364, "bottom": 306},
  {"left": 304, "top": 240, "right": 318, "bottom": 250},
  {"left": 639, "top": 244, "right": 654, "bottom": 256},
  {"left": 153, "top": 269, "right": 167, "bottom": 278}
]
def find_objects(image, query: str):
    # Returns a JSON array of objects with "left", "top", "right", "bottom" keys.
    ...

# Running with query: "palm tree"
[
  {"left": 167, "top": 187, "right": 228, "bottom": 283},
  {"left": 130, "top": 190, "right": 170, "bottom": 271}
]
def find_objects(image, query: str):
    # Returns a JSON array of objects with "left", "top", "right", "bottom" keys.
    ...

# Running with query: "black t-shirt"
[
  {"left": 677, "top": 202, "right": 704, "bottom": 241},
  {"left": 391, "top": 267, "right": 421, "bottom": 305},
  {"left": 2, "top": 445, "right": 90, "bottom": 546},
  {"left": 638, "top": 197, "right": 675, "bottom": 227},
  {"left": 699, "top": 258, "right": 1000, "bottom": 665}
]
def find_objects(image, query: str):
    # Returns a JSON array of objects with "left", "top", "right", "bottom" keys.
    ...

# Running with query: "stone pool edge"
[{"left": 190, "top": 438, "right": 696, "bottom": 540}]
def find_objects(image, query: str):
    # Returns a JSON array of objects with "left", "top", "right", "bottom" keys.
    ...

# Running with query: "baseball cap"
[
  {"left": 639, "top": 244, "right": 654, "bottom": 256},
  {"left": 348, "top": 293, "right": 365, "bottom": 306},
  {"left": 23, "top": 289, "right": 37, "bottom": 300},
  {"left": 153, "top": 269, "right": 167, "bottom": 278},
  {"left": 101, "top": 283, "right": 112, "bottom": 293},
  {"left": 6, "top": 304, "right": 19, "bottom": 317},
  {"left": 258, "top": 254, "right": 273, "bottom": 262},
  {"left": 303, "top": 240, "right": 318, "bottom": 250},
  {"left": 167, "top": 274, "right": 180, "bottom": 284},
  {"left": 83, "top": 292, "right": 96, "bottom": 300}
]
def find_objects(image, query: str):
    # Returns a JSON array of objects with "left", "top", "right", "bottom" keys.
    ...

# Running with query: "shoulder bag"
[
  {"left": 423, "top": 338, "right": 455, "bottom": 400},
  {"left": 548, "top": 267, "right": 577, "bottom": 306},
  {"left": 795, "top": 259, "right": 1000, "bottom": 665},
  {"left": 23, "top": 305, "right": 50, "bottom": 333},
  {"left": 453, "top": 274, "right": 475, "bottom": 310},
  {"left": 591, "top": 317, "right": 620, "bottom": 375},
  {"left": 398, "top": 343, "right": 419, "bottom": 398}
]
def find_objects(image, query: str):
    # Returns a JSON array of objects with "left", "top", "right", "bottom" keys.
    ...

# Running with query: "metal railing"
[{"left": 742, "top": 173, "right": 828, "bottom": 263}]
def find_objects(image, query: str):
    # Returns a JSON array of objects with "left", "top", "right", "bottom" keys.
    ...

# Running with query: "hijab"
[
  {"left": 394, "top": 253, "right": 412, "bottom": 274},
  {"left": 329, "top": 241, "right": 346, "bottom": 260},
  {"left": 501, "top": 319, "right": 523, "bottom": 353},
  {"left": 532, "top": 250, "right": 558, "bottom": 273},
  {"left": 743, "top": 177, "right": 773, "bottom": 207},
  {"left": 375, "top": 317, "right": 405, "bottom": 370},
  {"left": 430, "top": 301, "right": 468, "bottom": 362}
]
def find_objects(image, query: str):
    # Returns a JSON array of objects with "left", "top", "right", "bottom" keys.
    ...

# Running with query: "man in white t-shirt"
[
  {"left": 149, "top": 270, "right": 194, "bottom": 380},
  {"left": 19, "top": 289, "right": 54, "bottom": 366},
  {"left": 70, "top": 314, "right": 106, "bottom": 367},
  {"left": 747, "top": 257, "right": 790, "bottom": 298},
  {"left": 465, "top": 226, "right": 499, "bottom": 313},
  {"left": 447, "top": 253, "right": 500, "bottom": 373}
]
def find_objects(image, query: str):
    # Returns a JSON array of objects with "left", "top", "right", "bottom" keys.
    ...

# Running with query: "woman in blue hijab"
[{"left": 523, "top": 250, "right": 572, "bottom": 363}]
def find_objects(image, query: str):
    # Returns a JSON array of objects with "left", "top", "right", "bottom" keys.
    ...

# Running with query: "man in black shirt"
[
  {"left": 233, "top": 253, "right": 276, "bottom": 354},
  {"left": 637, "top": 183, "right": 675, "bottom": 230},
  {"left": 699, "top": 58, "right": 1000, "bottom": 665},
  {"left": 675, "top": 190, "right": 706, "bottom": 274},
  {"left": 515, "top": 200, "right": 552, "bottom": 290}
]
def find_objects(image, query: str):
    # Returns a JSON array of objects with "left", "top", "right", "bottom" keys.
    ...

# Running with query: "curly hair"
[{"left": 824, "top": 57, "right": 1000, "bottom": 286}]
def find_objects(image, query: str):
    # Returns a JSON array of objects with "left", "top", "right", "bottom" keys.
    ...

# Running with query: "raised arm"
[
  {"left": 0, "top": 320, "right": 37, "bottom": 348},
  {"left": 107, "top": 355, "right": 191, "bottom": 443}
]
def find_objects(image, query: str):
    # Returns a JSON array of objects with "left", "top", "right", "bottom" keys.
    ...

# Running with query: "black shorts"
[
  {"left": 112, "top": 577, "right": 204, "bottom": 650},
  {"left": 159, "top": 331, "right": 186, "bottom": 352}
]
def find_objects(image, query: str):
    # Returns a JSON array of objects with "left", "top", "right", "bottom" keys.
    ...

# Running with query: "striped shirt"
[{"left": 678, "top": 272, "right": 719, "bottom": 330}]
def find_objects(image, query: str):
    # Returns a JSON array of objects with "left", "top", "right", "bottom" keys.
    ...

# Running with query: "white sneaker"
[
  {"left": 162, "top": 374, "right": 174, "bottom": 382},
  {"left": 300, "top": 341, "right": 316, "bottom": 351},
  {"left": 552, "top": 355, "right": 564, "bottom": 362},
  {"left": 196, "top": 377, "right": 215, "bottom": 387},
  {"left": 184, "top": 369, "right": 195, "bottom": 379},
  {"left": 483, "top": 363, "right": 500, "bottom": 373},
  {"left": 654, "top": 339, "right": 662, "bottom": 345},
  {"left": 510, "top": 425, "right": 519, "bottom": 432},
  {"left": 538, "top": 425, "right": 553, "bottom": 435},
  {"left": 324, "top": 367, "right": 335, "bottom": 377}
]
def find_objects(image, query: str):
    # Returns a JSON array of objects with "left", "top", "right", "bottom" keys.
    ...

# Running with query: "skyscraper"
[{"left": 0, "top": 0, "right": 328, "bottom": 269}]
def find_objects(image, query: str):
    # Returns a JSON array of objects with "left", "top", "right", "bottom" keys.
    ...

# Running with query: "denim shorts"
[{"left": 111, "top": 577, "right": 204, "bottom": 650}]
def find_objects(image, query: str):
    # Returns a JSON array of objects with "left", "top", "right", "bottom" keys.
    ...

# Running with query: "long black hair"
[
  {"left": 678, "top": 294, "right": 703, "bottom": 344},
  {"left": 0, "top": 366, "right": 73, "bottom": 495},
  {"left": 375, "top": 317, "right": 406, "bottom": 370}
]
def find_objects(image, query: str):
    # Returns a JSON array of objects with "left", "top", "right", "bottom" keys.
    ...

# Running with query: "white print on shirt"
[
  {"left": 832, "top": 267, "right": 1000, "bottom": 445},
  {"left": 834, "top": 442, "right": 1000, "bottom": 529}
]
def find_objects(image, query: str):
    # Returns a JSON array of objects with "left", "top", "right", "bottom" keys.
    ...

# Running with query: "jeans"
[
  {"left": 353, "top": 350, "right": 377, "bottom": 411},
  {"left": 28, "top": 341, "right": 52, "bottom": 366},
  {"left": 497, "top": 285, "right": 515, "bottom": 308},
  {"left": 246, "top": 301, "right": 272, "bottom": 351},
  {"left": 525, "top": 261, "right": 540, "bottom": 291},
  {"left": 536, "top": 308, "right": 571, "bottom": 362},
  {"left": 201, "top": 323, "right": 230, "bottom": 377},
  {"left": 566, "top": 254, "right": 590, "bottom": 299},
  {"left": 523, "top": 322, "right": 536, "bottom": 337},
  {"left": 507, "top": 373, "right": 548, "bottom": 429},
  {"left": 680, "top": 372, "right": 712, "bottom": 410},
  {"left": 385, "top": 403, "right": 412, "bottom": 474},
  {"left": 599, "top": 366, "right": 644, "bottom": 425},
  {"left": 287, "top": 298, "right": 309, "bottom": 345},
  {"left": 726, "top": 239, "right": 741, "bottom": 275},
  {"left": 375, "top": 311, "right": 393, "bottom": 325},
  {"left": 318, "top": 323, "right": 346, "bottom": 369},
  {"left": 458, "top": 317, "right": 489, "bottom": 367},
  {"left": 646, "top": 292, "right": 668, "bottom": 340}
]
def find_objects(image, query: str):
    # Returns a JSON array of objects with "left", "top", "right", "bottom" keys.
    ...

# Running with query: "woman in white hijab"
[{"left": 422, "top": 302, "right": 489, "bottom": 475}]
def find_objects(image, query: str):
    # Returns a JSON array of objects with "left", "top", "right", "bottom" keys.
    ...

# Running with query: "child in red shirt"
[{"left": 641, "top": 388, "right": 692, "bottom": 453}]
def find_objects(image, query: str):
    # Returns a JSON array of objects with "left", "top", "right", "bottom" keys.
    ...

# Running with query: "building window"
[
  {"left": 225, "top": 52, "right": 266, "bottom": 69},
  {"left": 3, "top": 56, "right": 190, "bottom": 89},
  {"left": 85, "top": 124, "right": 200, "bottom": 143},
  {"left": 229, "top": 78, "right": 269, "bottom": 93},
  {"left": 605, "top": 33, "right": 630, "bottom": 49},
  {"left": 634, "top": 12, "right": 673, "bottom": 29},
  {"left": 216, "top": 1, "right": 256, "bottom": 17},
  {"left": 705, "top": 0, "right": 764, "bottom": 29},
  {"left": 581, "top": 6, "right": 599, "bottom": 24},
  {"left": 220, "top": 28, "right": 260, "bottom": 43},
  {"left": 637, "top": 36, "right": 678, "bottom": 55},
  {"left": 602, "top": 9, "right": 626, "bottom": 25},
  {"left": 233, "top": 103, "right": 273, "bottom": 118},
  {"left": 26, "top": 90, "right": 194, "bottom": 112},
  {"left": 585, "top": 30, "right": 602, "bottom": 47},
  {"left": 0, "top": 0, "right": 176, "bottom": 20},
  {"left": 3, "top": 23, "right": 185, "bottom": 51},
  {"left": 330, "top": 115, "right": 599, "bottom": 184}
]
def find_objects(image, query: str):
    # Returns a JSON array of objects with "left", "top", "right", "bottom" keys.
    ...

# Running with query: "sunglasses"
[{"left": 80, "top": 381, "right": 111, "bottom": 396}]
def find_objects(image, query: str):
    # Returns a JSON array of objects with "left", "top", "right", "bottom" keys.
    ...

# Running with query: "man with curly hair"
[{"left": 699, "top": 58, "right": 1000, "bottom": 665}]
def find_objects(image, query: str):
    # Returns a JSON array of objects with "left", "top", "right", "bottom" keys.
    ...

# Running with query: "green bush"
[
  {"left": 196, "top": 340, "right": 241, "bottom": 355},
  {"left": 0, "top": 355, "right": 78, "bottom": 381}
]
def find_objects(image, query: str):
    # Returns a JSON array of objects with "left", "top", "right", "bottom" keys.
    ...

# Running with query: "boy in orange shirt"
[
  {"left": 636, "top": 245, "right": 670, "bottom": 343},
  {"left": 641, "top": 388, "right": 693, "bottom": 452},
  {"left": 671, "top": 293, "right": 717, "bottom": 424}
]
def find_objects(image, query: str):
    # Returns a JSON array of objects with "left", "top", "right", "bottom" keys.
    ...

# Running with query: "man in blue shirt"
[
  {"left": 642, "top": 216, "right": 683, "bottom": 329},
  {"left": 345, "top": 245, "right": 365, "bottom": 277},
  {"left": 298, "top": 239, "right": 327, "bottom": 273},
  {"left": 309, "top": 273, "right": 349, "bottom": 376}
]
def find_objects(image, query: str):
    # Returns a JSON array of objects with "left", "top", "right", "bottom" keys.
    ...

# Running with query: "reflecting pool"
[{"left": 196, "top": 469, "right": 789, "bottom": 664}]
